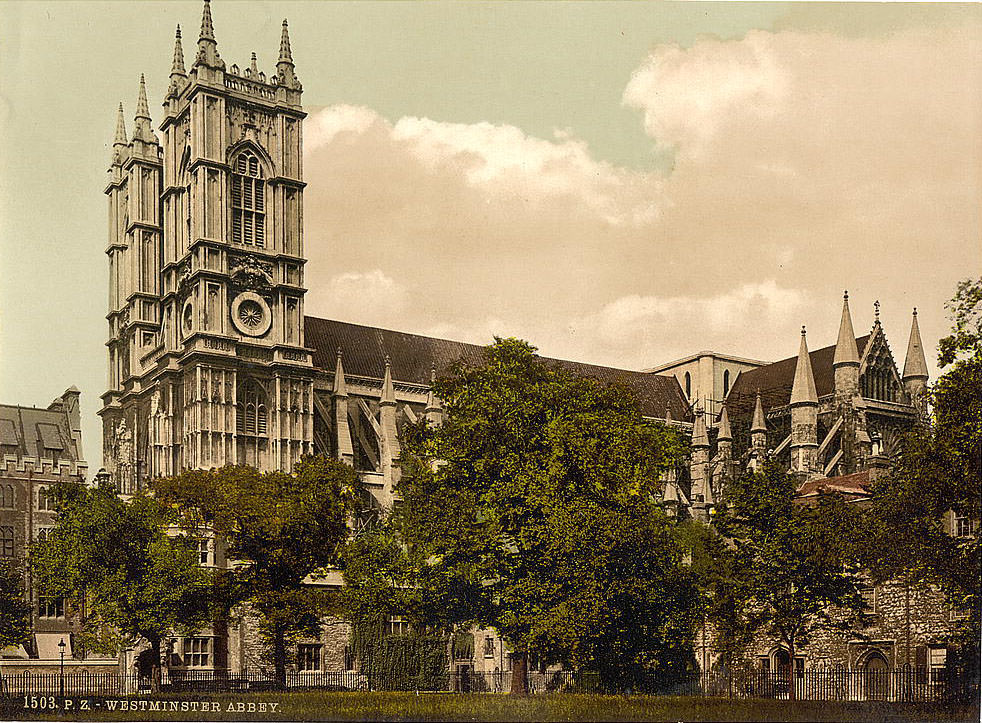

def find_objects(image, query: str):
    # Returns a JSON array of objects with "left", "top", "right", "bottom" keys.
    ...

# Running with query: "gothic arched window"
[
  {"left": 723, "top": 370, "right": 731, "bottom": 397},
  {"left": 0, "top": 484, "right": 14, "bottom": 509},
  {"left": 236, "top": 380, "right": 268, "bottom": 437},
  {"left": 684, "top": 372, "right": 692, "bottom": 399},
  {"left": 230, "top": 151, "right": 265, "bottom": 247}
]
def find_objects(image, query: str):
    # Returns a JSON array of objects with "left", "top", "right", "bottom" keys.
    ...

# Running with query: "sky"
[{"left": 1, "top": 1, "right": 980, "bottom": 468}]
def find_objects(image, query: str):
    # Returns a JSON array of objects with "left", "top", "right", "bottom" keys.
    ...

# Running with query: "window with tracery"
[
  {"left": 230, "top": 151, "right": 265, "bottom": 247},
  {"left": 236, "top": 381, "right": 268, "bottom": 437}
]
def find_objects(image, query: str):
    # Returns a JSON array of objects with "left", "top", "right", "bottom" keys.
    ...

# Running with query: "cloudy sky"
[{"left": 1, "top": 2, "right": 980, "bottom": 466}]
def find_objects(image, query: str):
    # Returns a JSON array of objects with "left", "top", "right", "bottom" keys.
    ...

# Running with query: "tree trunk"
[
  {"left": 150, "top": 637, "right": 162, "bottom": 694},
  {"left": 510, "top": 650, "right": 529, "bottom": 696},
  {"left": 787, "top": 639, "right": 797, "bottom": 702},
  {"left": 272, "top": 627, "right": 288, "bottom": 690}
]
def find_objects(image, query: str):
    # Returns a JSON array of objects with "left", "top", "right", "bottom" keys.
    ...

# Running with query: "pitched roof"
[
  {"left": 304, "top": 316, "right": 691, "bottom": 420},
  {"left": 726, "top": 335, "right": 871, "bottom": 418},
  {"left": 796, "top": 470, "right": 871, "bottom": 499},
  {"left": 0, "top": 403, "right": 79, "bottom": 461}
]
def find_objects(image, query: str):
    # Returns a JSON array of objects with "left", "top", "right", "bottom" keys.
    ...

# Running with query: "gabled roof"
[
  {"left": 304, "top": 316, "right": 691, "bottom": 421},
  {"left": 0, "top": 404, "right": 79, "bottom": 461},
  {"left": 726, "top": 335, "right": 871, "bottom": 418},
  {"left": 796, "top": 470, "right": 871, "bottom": 499}
]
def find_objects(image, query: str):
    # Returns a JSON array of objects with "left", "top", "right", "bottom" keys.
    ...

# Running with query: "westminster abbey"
[{"left": 92, "top": 0, "right": 964, "bottom": 680}]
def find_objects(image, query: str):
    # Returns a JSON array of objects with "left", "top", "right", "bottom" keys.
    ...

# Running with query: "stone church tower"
[{"left": 101, "top": 0, "right": 313, "bottom": 491}]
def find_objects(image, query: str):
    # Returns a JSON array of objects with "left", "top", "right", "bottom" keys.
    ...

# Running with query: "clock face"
[{"left": 231, "top": 291, "right": 272, "bottom": 337}]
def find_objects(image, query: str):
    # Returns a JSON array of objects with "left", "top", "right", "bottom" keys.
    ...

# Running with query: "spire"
[
  {"left": 131, "top": 76, "right": 158, "bottom": 145},
  {"left": 833, "top": 291, "right": 860, "bottom": 367},
  {"left": 171, "top": 25, "right": 186, "bottom": 77},
  {"left": 332, "top": 349, "right": 347, "bottom": 397},
  {"left": 199, "top": 0, "right": 215, "bottom": 41},
  {"left": 691, "top": 407, "right": 709, "bottom": 448},
  {"left": 278, "top": 19, "right": 294, "bottom": 65},
  {"left": 717, "top": 404, "right": 732, "bottom": 442},
  {"left": 790, "top": 326, "right": 818, "bottom": 406},
  {"left": 195, "top": 0, "right": 223, "bottom": 68},
  {"left": 276, "top": 19, "right": 300, "bottom": 90},
  {"left": 111, "top": 103, "right": 127, "bottom": 165},
  {"left": 381, "top": 355, "right": 396, "bottom": 405},
  {"left": 903, "top": 308, "right": 929, "bottom": 381},
  {"left": 250, "top": 52, "right": 259, "bottom": 75},
  {"left": 751, "top": 390, "right": 766, "bottom": 433}
]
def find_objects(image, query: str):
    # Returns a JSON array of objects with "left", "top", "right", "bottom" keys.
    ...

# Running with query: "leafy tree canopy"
[
  {"left": 0, "top": 560, "right": 31, "bottom": 652},
  {"left": 154, "top": 455, "right": 361, "bottom": 687},
  {"left": 712, "top": 459, "right": 866, "bottom": 694},
  {"left": 31, "top": 483, "right": 218, "bottom": 688},
  {"left": 866, "top": 278, "right": 982, "bottom": 648},
  {"left": 396, "top": 338, "right": 695, "bottom": 692}
]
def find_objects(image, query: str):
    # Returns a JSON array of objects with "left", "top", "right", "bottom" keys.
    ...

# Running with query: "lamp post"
[{"left": 58, "top": 638, "right": 66, "bottom": 702}]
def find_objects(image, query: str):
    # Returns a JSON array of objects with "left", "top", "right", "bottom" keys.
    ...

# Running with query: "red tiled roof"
[
  {"left": 304, "top": 316, "right": 691, "bottom": 420},
  {"left": 796, "top": 470, "right": 871, "bottom": 498},
  {"left": 726, "top": 335, "right": 871, "bottom": 417}
]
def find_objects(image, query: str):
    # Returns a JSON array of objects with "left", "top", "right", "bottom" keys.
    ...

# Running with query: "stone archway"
[{"left": 861, "top": 650, "right": 890, "bottom": 701}]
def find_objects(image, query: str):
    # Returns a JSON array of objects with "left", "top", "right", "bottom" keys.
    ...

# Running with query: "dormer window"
[{"left": 230, "top": 151, "right": 265, "bottom": 247}]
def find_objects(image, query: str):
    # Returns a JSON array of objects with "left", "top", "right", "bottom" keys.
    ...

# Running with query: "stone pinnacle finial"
[
  {"left": 171, "top": 25, "right": 186, "bottom": 76},
  {"left": 332, "top": 348, "right": 347, "bottom": 396},
  {"left": 903, "top": 307, "right": 929, "bottom": 381},
  {"left": 834, "top": 289, "right": 860, "bottom": 367},
  {"left": 381, "top": 355, "right": 396, "bottom": 405},
  {"left": 751, "top": 390, "right": 767, "bottom": 433},
  {"left": 114, "top": 103, "right": 127, "bottom": 145},
  {"left": 718, "top": 404, "right": 732, "bottom": 442},
  {"left": 135, "top": 74, "right": 151, "bottom": 120},
  {"left": 691, "top": 406, "right": 709, "bottom": 448},
  {"left": 874, "top": 300, "right": 881, "bottom": 324},
  {"left": 250, "top": 52, "right": 259, "bottom": 74},
  {"left": 790, "top": 326, "right": 818, "bottom": 406},
  {"left": 279, "top": 19, "right": 294, "bottom": 65},
  {"left": 199, "top": 0, "right": 215, "bottom": 41}
]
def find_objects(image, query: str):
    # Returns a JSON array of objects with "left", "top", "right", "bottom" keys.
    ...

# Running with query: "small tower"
[
  {"left": 833, "top": 291, "right": 861, "bottom": 395},
  {"left": 903, "top": 308, "right": 930, "bottom": 417},
  {"left": 167, "top": 25, "right": 188, "bottom": 98},
  {"left": 689, "top": 407, "right": 712, "bottom": 521},
  {"left": 748, "top": 391, "right": 767, "bottom": 471},
  {"left": 380, "top": 356, "right": 401, "bottom": 475},
  {"left": 713, "top": 404, "right": 734, "bottom": 494},
  {"left": 833, "top": 291, "right": 867, "bottom": 474},
  {"left": 790, "top": 326, "right": 820, "bottom": 478}
]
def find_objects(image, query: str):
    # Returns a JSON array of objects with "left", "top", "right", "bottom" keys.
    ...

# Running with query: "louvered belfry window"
[
  {"left": 231, "top": 152, "right": 265, "bottom": 247},
  {"left": 236, "top": 380, "right": 268, "bottom": 437}
]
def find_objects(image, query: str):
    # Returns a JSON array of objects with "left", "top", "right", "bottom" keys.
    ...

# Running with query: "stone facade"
[{"left": 0, "top": 390, "right": 117, "bottom": 673}]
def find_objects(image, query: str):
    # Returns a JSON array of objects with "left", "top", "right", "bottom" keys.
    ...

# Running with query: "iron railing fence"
[{"left": 0, "top": 666, "right": 976, "bottom": 703}]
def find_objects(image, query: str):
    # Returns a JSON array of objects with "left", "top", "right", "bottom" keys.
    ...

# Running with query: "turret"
[
  {"left": 131, "top": 75, "right": 160, "bottom": 155},
  {"left": 111, "top": 103, "right": 127, "bottom": 168},
  {"left": 903, "top": 308, "right": 930, "bottom": 416},
  {"left": 380, "top": 356, "right": 401, "bottom": 461},
  {"left": 790, "top": 326, "right": 820, "bottom": 477},
  {"left": 751, "top": 390, "right": 767, "bottom": 450}
]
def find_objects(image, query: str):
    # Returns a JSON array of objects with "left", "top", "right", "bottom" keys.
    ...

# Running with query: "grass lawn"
[{"left": 5, "top": 691, "right": 978, "bottom": 722}]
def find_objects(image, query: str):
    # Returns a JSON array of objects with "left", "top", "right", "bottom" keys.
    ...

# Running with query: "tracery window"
[
  {"left": 236, "top": 380, "right": 268, "bottom": 437},
  {"left": 37, "top": 486, "right": 56, "bottom": 511},
  {"left": 0, "top": 526, "right": 14, "bottom": 557},
  {"left": 0, "top": 484, "right": 13, "bottom": 509},
  {"left": 230, "top": 151, "right": 265, "bottom": 247}
]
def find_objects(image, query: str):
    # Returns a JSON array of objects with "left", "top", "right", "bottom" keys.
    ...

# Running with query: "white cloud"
[{"left": 307, "top": 270, "right": 409, "bottom": 326}]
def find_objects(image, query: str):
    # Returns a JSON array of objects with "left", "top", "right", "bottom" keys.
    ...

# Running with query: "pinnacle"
[
  {"left": 381, "top": 355, "right": 396, "bottom": 404},
  {"left": 279, "top": 18, "right": 294, "bottom": 64},
  {"left": 717, "top": 404, "right": 732, "bottom": 441},
  {"left": 790, "top": 327, "right": 818, "bottom": 405},
  {"left": 903, "top": 307, "right": 929, "bottom": 381},
  {"left": 333, "top": 349, "right": 347, "bottom": 396},
  {"left": 751, "top": 390, "right": 767, "bottom": 433},
  {"left": 114, "top": 103, "right": 127, "bottom": 146},
  {"left": 691, "top": 407, "right": 709, "bottom": 448},
  {"left": 833, "top": 290, "right": 860, "bottom": 367},
  {"left": 135, "top": 74, "right": 151, "bottom": 120},
  {"left": 199, "top": 0, "right": 215, "bottom": 42},
  {"left": 171, "top": 24, "right": 186, "bottom": 76}
]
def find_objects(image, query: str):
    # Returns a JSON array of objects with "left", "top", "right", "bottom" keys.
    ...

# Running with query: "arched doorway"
[{"left": 862, "top": 651, "right": 890, "bottom": 701}]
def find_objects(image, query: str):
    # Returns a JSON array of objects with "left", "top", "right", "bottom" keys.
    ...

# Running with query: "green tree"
[
  {"left": 0, "top": 559, "right": 31, "bottom": 651},
  {"left": 31, "top": 483, "right": 217, "bottom": 691},
  {"left": 154, "top": 455, "right": 360, "bottom": 688},
  {"left": 397, "top": 338, "right": 695, "bottom": 694},
  {"left": 712, "top": 459, "right": 865, "bottom": 699},
  {"left": 866, "top": 278, "right": 982, "bottom": 663}
]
